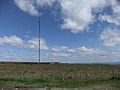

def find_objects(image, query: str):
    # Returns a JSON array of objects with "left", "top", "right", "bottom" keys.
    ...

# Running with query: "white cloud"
[
  {"left": 36, "top": 0, "right": 55, "bottom": 7},
  {"left": 100, "top": 15, "right": 120, "bottom": 26},
  {"left": 47, "top": 45, "right": 120, "bottom": 63},
  {"left": 50, "top": 45, "right": 106, "bottom": 55},
  {"left": 50, "top": 46, "right": 105, "bottom": 55},
  {"left": 14, "top": 0, "right": 114, "bottom": 33},
  {"left": 0, "top": 48, "right": 38, "bottom": 62},
  {"left": 51, "top": 46, "right": 68, "bottom": 52},
  {"left": 74, "top": 46, "right": 105, "bottom": 55},
  {"left": 14, "top": 0, "right": 55, "bottom": 16},
  {"left": 1, "top": 37, "right": 120, "bottom": 63},
  {"left": 14, "top": 0, "right": 39, "bottom": 16},
  {"left": 0, "top": 36, "right": 48, "bottom": 50},
  {"left": 52, "top": 52, "right": 70, "bottom": 57},
  {"left": 59, "top": 0, "right": 109, "bottom": 33},
  {"left": 100, "top": 0, "right": 120, "bottom": 25},
  {"left": 50, "top": 45, "right": 108, "bottom": 57},
  {"left": 27, "top": 37, "right": 48, "bottom": 50},
  {"left": 100, "top": 28, "right": 120, "bottom": 47},
  {"left": 0, "top": 35, "right": 24, "bottom": 47}
]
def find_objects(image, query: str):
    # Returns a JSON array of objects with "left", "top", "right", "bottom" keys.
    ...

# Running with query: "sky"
[{"left": 0, "top": 0, "right": 120, "bottom": 63}]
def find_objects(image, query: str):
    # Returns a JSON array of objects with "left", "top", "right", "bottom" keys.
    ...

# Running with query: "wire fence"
[{"left": 0, "top": 70, "right": 120, "bottom": 81}]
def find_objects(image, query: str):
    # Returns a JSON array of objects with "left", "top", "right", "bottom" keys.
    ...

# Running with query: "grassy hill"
[{"left": 0, "top": 62, "right": 119, "bottom": 88}]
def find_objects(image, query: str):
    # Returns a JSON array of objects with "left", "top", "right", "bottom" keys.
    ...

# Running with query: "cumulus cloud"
[
  {"left": 52, "top": 52, "right": 70, "bottom": 57},
  {"left": 100, "top": 28, "right": 120, "bottom": 47},
  {"left": 0, "top": 36, "right": 120, "bottom": 62},
  {"left": 73, "top": 46, "right": 105, "bottom": 55},
  {"left": 36, "top": 0, "right": 55, "bottom": 7},
  {"left": 51, "top": 46, "right": 68, "bottom": 52},
  {"left": 47, "top": 45, "right": 120, "bottom": 63},
  {"left": 27, "top": 37, "right": 48, "bottom": 50},
  {"left": 0, "top": 48, "right": 38, "bottom": 62},
  {"left": 50, "top": 45, "right": 106, "bottom": 56},
  {"left": 0, "top": 36, "right": 48, "bottom": 50},
  {"left": 14, "top": 0, "right": 114, "bottom": 33},
  {"left": 14, "top": 0, "right": 39, "bottom": 16},
  {"left": 0, "top": 35, "right": 24, "bottom": 47},
  {"left": 50, "top": 45, "right": 108, "bottom": 56},
  {"left": 14, "top": 0, "right": 55, "bottom": 16},
  {"left": 100, "top": 15, "right": 120, "bottom": 26},
  {"left": 100, "top": 0, "right": 120, "bottom": 25},
  {"left": 14, "top": 0, "right": 120, "bottom": 33},
  {"left": 59, "top": 0, "right": 110, "bottom": 33}
]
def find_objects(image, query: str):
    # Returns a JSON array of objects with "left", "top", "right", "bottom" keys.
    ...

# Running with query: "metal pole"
[{"left": 38, "top": 14, "right": 40, "bottom": 64}]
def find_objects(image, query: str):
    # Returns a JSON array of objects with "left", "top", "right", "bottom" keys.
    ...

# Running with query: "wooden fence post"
[
  {"left": 85, "top": 71, "right": 88, "bottom": 81},
  {"left": 21, "top": 71, "right": 24, "bottom": 79},
  {"left": 62, "top": 73, "right": 65, "bottom": 81},
  {"left": 112, "top": 70, "right": 115, "bottom": 79}
]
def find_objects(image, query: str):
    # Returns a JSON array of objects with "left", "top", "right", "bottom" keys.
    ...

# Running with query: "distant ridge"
[
  {"left": 102, "top": 62, "right": 120, "bottom": 65},
  {"left": 69, "top": 62, "right": 120, "bottom": 65},
  {"left": 0, "top": 61, "right": 120, "bottom": 65}
]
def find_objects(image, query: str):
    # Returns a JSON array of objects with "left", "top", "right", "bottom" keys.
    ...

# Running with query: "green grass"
[
  {"left": 0, "top": 62, "right": 120, "bottom": 88},
  {"left": 0, "top": 78, "right": 120, "bottom": 88}
]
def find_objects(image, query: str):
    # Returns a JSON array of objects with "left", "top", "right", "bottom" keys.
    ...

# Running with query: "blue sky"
[{"left": 0, "top": 0, "right": 120, "bottom": 63}]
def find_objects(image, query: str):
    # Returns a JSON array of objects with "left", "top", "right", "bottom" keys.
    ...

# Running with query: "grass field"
[{"left": 0, "top": 62, "right": 120, "bottom": 88}]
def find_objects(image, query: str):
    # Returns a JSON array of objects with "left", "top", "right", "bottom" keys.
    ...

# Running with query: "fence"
[{"left": 0, "top": 70, "right": 120, "bottom": 81}]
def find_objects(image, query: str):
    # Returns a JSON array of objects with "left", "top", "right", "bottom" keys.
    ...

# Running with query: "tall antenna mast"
[{"left": 38, "top": 13, "right": 40, "bottom": 64}]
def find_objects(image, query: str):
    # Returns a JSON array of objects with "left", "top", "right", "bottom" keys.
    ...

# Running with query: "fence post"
[
  {"left": 85, "top": 71, "right": 88, "bottom": 81},
  {"left": 112, "top": 70, "right": 115, "bottom": 79},
  {"left": 62, "top": 73, "right": 65, "bottom": 81},
  {"left": 21, "top": 71, "right": 24, "bottom": 79}
]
